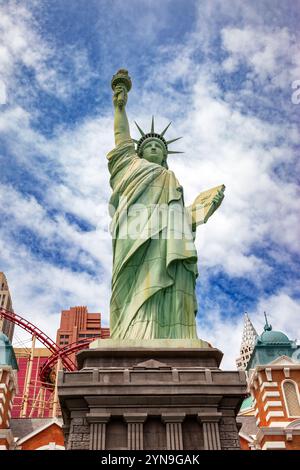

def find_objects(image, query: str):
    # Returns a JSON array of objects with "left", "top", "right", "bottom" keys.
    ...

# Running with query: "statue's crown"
[{"left": 133, "top": 117, "right": 183, "bottom": 157}]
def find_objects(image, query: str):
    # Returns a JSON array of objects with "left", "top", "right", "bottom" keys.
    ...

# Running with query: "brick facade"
[
  {"left": 248, "top": 356, "right": 300, "bottom": 450},
  {"left": 19, "top": 422, "right": 65, "bottom": 450},
  {"left": 0, "top": 366, "right": 17, "bottom": 449}
]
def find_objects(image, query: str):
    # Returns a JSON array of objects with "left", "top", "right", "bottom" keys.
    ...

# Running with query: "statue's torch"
[{"left": 111, "top": 69, "right": 132, "bottom": 107}]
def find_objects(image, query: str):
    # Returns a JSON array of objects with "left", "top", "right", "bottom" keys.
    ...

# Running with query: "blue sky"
[{"left": 0, "top": 0, "right": 299, "bottom": 367}]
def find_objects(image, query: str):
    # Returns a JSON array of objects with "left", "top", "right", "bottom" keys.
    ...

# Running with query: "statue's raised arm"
[{"left": 111, "top": 69, "right": 132, "bottom": 146}]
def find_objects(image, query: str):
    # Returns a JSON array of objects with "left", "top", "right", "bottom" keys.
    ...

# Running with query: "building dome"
[
  {"left": 246, "top": 313, "right": 297, "bottom": 370},
  {"left": 256, "top": 314, "right": 291, "bottom": 345},
  {"left": 258, "top": 329, "right": 291, "bottom": 345}
]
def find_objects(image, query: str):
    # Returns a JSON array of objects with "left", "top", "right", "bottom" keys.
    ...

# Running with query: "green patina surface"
[
  {"left": 108, "top": 70, "right": 225, "bottom": 341},
  {"left": 239, "top": 396, "right": 253, "bottom": 411}
]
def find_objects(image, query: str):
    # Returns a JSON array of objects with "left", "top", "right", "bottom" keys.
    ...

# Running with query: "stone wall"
[
  {"left": 65, "top": 414, "right": 242, "bottom": 450},
  {"left": 219, "top": 416, "right": 241, "bottom": 450},
  {"left": 67, "top": 417, "right": 90, "bottom": 450}
]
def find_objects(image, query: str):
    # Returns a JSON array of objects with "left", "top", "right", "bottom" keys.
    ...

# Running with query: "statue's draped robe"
[{"left": 107, "top": 139, "right": 198, "bottom": 339}]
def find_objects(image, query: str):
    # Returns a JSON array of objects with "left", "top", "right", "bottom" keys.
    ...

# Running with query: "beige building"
[
  {"left": 0, "top": 272, "right": 15, "bottom": 342},
  {"left": 236, "top": 313, "right": 258, "bottom": 371}
]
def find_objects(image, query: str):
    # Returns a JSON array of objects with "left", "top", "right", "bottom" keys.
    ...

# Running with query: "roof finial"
[{"left": 264, "top": 311, "right": 272, "bottom": 331}]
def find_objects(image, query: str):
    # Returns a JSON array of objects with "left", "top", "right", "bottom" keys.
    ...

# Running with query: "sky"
[{"left": 0, "top": 0, "right": 299, "bottom": 368}]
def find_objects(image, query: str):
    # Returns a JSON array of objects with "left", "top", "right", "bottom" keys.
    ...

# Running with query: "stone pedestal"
[{"left": 58, "top": 340, "right": 247, "bottom": 450}]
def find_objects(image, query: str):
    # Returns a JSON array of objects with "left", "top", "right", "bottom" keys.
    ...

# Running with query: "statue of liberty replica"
[
  {"left": 108, "top": 70, "right": 225, "bottom": 341},
  {"left": 58, "top": 70, "right": 246, "bottom": 452}
]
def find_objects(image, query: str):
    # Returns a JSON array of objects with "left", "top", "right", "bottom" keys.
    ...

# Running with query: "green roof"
[
  {"left": 257, "top": 329, "right": 291, "bottom": 345},
  {"left": 240, "top": 396, "right": 253, "bottom": 411}
]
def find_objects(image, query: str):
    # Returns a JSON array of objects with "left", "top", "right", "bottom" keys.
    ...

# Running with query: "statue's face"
[{"left": 141, "top": 140, "right": 165, "bottom": 165}]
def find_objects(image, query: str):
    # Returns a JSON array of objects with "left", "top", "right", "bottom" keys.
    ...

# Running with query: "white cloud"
[
  {"left": 0, "top": 1, "right": 95, "bottom": 103},
  {"left": 254, "top": 292, "right": 300, "bottom": 342},
  {"left": 0, "top": 183, "right": 112, "bottom": 274},
  {"left": 221, "top": 26, "right": 300, "bottom": 86},
  {"left": 1, "top": 234, "right": 111, "bottom": 348},
  {"left": 0, "top": 79, "right": 6, "bottom": 104}
]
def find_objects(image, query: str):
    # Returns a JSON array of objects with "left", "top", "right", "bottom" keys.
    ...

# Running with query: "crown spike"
[
  {"left": 134, "top": 121, "right": 145, "bottom": 136},
  {"left": 166, "top": 136, "right": 182, "bottom": 145},
  {"left": 151, "top": 116, "right": 155, "bottom": 134},
  {"left": 160, "top": 121, "right": 172, "bottom": 137},
  {"left": 132, "top": 139, "right": 139, "bottom": 144},
  {"left": 167, "top": 150, "right": 184, "bottom": 155}
]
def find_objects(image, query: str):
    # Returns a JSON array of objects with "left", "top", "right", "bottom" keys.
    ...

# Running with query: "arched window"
[{"left": 282, "top": 380, "right": 300, "bottom": 417}]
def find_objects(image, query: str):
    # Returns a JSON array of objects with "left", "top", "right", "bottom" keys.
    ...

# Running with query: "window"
[
  {"left": 282, "top": 380, "right": 300, "bottom": 417},
  {"left": 78, "top": 333, "right": 100, "bottom": 338}
]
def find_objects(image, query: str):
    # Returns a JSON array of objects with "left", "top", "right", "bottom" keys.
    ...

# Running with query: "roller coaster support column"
[
  {"left": 52, "top": 358, "right": 62, "bottom": 418},
  {"left": 20, "top": 335, "right": 36, "bottom": 418}
]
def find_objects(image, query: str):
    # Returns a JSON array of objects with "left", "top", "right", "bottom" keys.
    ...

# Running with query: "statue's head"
[
  {"left": 140, "top": 138, "right": 167, "bottom": 167},
  {"left": 134, "top": 117, "right": 182, "bottom": 169}
]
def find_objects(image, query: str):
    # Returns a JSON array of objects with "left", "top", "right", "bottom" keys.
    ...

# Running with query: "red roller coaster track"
[
  {"left": 0, "top": 306, "right": 77, "bottom": 372},
  {"left": 39, "top": 338, "right": 96, "bottom": 386}
]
